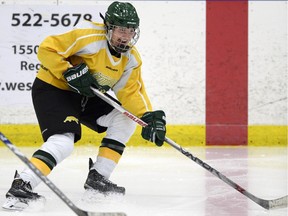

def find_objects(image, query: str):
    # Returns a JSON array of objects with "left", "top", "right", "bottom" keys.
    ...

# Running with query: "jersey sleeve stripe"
[{"left": 57, "top": 33, "right": 105, "bottom": 56}]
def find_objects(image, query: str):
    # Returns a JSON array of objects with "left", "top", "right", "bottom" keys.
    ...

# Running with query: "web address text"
[{"left": 0, "top": 82, "right": 32, "bottom": 91}]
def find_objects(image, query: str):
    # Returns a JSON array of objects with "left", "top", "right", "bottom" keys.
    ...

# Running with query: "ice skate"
[
  {"left": 2, "top": 171, "right": 45, "bottom": 211},
  {"left": 84, "top": 158, "right": 125, "bottom": 195}
]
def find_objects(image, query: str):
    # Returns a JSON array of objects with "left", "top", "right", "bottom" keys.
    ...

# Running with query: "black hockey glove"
[
  {"left": 140, "top": 110, "right": 166, "bottom": 147},
  {"left": 64, "top": 63, "right": 96, "bottom": 97}
]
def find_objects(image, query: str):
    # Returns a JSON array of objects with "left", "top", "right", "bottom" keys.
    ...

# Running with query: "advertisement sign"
[{"left": 0, "top": 5, "right": 107, "bottom": 123}]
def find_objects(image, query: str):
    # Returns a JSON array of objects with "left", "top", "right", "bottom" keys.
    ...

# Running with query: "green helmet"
[
  {"left": 104, "top": 2, "right": 140, "bottom": 53},
  {"left": 105, "top": 1, "right": 140, "bottom": 28}
]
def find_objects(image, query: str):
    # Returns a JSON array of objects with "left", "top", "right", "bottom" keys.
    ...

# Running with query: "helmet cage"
[{"left": 106, "top": 23, "right": 140, "bottom": 53}]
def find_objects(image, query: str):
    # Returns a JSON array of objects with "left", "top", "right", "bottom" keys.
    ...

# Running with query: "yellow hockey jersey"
[{"left": 37, "top": 20, "right": 152, "bottom": 117}]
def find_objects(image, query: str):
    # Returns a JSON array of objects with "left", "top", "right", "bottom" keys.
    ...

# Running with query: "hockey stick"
[
  {"left": 91, "top": 87, "right": 288, "bottom": 210},
  {"left": 0, "top": 132, "right": 126, "bottom": 216}
]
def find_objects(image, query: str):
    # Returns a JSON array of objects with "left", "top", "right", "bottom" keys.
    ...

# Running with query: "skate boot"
[
  {"left": 84, "top": 158, "right": 125, "bottom": 195},
  {"left": 2, "top": 171, "right": 45, "bottom": 211}
]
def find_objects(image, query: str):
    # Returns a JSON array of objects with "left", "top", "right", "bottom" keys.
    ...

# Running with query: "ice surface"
[{"left": 0, "top": 146, "right": 287, "bottom": 216}]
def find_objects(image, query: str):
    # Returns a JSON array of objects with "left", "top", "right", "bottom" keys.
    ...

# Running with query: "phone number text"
[{"left": 11, "top": 13, "right": 92, "bottom": 27}]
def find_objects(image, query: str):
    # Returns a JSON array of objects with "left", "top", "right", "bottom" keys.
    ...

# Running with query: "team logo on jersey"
[
  {"left": 91, "top": 72, "right": 117, "bottom": 88},
  {"left": 64, "top": 116, "right": 79, "bottom": 124}
]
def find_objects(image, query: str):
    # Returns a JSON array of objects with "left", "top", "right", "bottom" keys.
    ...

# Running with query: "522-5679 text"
[{"left": 11, "top": 13, "right": 93, "bottom": 27}]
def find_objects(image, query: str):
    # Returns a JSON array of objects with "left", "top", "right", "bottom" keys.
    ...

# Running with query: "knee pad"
[
  {"left": 40, "top": 133, "right": 74, "bottom": 164},
  {"left": 97, "top": 109, "right": 136, "bottom": 144}
]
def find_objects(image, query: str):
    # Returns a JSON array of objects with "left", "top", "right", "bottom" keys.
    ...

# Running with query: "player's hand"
[
  {"left": 64, "top": 63, "right": 97, "bottom": 97},
  {"left": 140, "top": 110, "right": 166, "bottom": 147}
]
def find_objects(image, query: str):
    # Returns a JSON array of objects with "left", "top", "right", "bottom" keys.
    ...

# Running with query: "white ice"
[{"left": 0, "top": 146, "right": 287, "bottom": 216}]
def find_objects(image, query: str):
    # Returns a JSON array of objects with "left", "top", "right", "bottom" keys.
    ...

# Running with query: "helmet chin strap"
[
  {"left": 106, "top": 30, "right": 121, "bottom": 55},
  {"left": 99, "top": 13, "right": 105, "bottom": 21},
  {"left": 107, "top": 42, "right": 121, "bottom": 58}
]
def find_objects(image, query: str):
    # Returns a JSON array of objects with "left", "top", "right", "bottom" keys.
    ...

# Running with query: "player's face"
[{"left": 110, "top": 26, "right": 136, "bottom": 48}]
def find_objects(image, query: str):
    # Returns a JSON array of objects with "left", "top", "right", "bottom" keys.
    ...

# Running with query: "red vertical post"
[{"left": 206, "top": 1, "right": 248, "bottom": 145}]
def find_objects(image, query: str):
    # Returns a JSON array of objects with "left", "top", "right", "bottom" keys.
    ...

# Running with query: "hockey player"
[{"left": 3, "top": 1, "right": 166, "bottom": 210}]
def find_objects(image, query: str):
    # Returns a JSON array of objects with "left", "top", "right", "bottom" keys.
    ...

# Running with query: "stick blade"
[{"left": 268, "top": 195, "right": 288, "bottom": 210}]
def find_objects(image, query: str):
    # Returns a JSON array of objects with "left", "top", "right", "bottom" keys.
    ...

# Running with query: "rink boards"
[{"left": 0, "top": 124, "right": 286, "bottom": 147}]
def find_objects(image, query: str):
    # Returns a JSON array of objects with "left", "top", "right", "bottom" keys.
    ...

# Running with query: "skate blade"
[
  {"left": 84, "top": 184, "right": 125, "bottom": 196},
  {"left": 2, "top": 196, "right": 46, "bottom": 212},
  {"left": 81, "top": 189, "right": 125, "bottom": 203}
]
